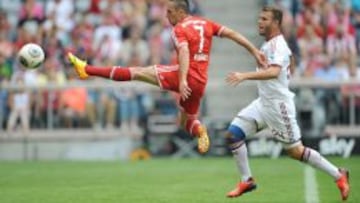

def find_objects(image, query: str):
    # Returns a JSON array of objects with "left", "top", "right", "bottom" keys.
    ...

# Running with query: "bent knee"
[
  {"left": 226, "top": 125, "right": 246, "bottom": 148},
  {"left": 286, "top": 145, "right": 305, "bottom": 160},
  {"left": 131, "top": 66, "right": 157, "bottom": 83}
]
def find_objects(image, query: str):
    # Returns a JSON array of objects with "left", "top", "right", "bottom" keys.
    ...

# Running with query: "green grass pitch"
[{"left": 0, "top": 157, "right": 359, "bottom": 203}]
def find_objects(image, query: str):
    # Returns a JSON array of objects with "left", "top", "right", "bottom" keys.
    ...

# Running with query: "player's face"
[
  {"left": 166, "top": 2, "right": 181, "bottom": 26},
  {"left": 258, "top": 11, "right": 275, "bottom": 36}
]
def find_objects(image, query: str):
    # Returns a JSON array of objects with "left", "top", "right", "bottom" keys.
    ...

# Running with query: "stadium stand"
[{"left": 0, "top": 0, "right": 359, "bottom": 160}]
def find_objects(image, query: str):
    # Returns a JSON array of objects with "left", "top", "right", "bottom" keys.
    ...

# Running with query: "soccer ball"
[{"left": 18, "top": 43, "right": 45, "bottom": 69}]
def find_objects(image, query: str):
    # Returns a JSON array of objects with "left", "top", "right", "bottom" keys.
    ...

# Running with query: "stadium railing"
[
  {"left": 1, "top": 78, "right": 360, "bottom": 160},
  {"left": 1, "top": 78, "right": 360, "bottom": 138}
]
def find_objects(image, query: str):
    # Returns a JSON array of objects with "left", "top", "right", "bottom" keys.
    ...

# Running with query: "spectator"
[
  {"left": 85, "top": 86, "right": 116, "bottom": 129},
  {"left": 45, "top": 0, "right": 75, "bottom": 44},
  {"left": 101, "top": 0, "right": 128, "bottom": 26},
  {"left": 296, "top": 6, "right": 324, "bottom": 38},
  {"left": 93, "top": 33, "right": 121, "bottom": 64},
  {"left": 276, "top": 0, "right": 299, "bottom": 60},
  {"left": 0, "top": 0, "right": 203, "bottom": 131},
  {"left": 313, "top": 55, "right": 344, "bottom": 124},
  {"left": 42, "top": 29, "right": 66, "bottom": 67},
  {"left": 327, "top": 24, "right": 357, "bottom": 77},
  {"left": 14, "top": 22, "right": 40, "bottom": 54},
  {"left": 352, "top": 0, "right": 360, "bottom": 12},
  {"left": 121, "top": 24, "right": 149, "bottom": 65},
  {"left": 17, "top": 0, "right": 44, "bottom": 46},
  {"left": 7, "top": 73, "right": 31, "bottom": 134},
  {"left": 18, "top": 0, "right": 44, "bottom": 23},
  {"left": 0, "top": 51, "right": 12, "bottom": 80},
  {"left": 0, "top": 32, "right": 14, "bottom": 61},
  {"left": 58, "top": 70, "right": 87, "bottom": 128},
  {"left": 298, "top": 25, "right": 324, "bottom": 76},
  {"left": 130, "top": 0, "right": 148, "bottom": 29},
  {"left": 68, "top": 19, "right": 94, "bottom": 63},
  {"left": 326, "top": 4, "right": 355, "bottom": 36},
  {"left": 341, "top": 84, "right": 360, "bottom": 124},
  {"left": 351, "top": 0, "right": 360, "bottom": 52},
  {"left": 0, "top": 52, "right": 11, "bottom": 131},
  {"left": 147, "top": 20, "right": 172, "bottom": 64},
  {"left": 148, "top": 0, "right": 167, "bottom": 25},
  {"left": 0, "top": 9, "right": 11, "bottom": 39},
  {"left": 93, "top": 12, "right": 122, "bottom": 61},
  {"left": 69, "top": 13, "right": 94, "bottom": 57},
  {"left": 45, "top": 0, "right": 74, "bottom": 31},
  {"left": 34, "top": 57, "right": 66, "bottom": 128},
  {"left": 85, "top": 61, "right": 117, "bottom": 130},
  {"left": 0, "top": 85, "right": 7, "bottom": 131},
  {"left": 114, "top": 52, "right": 145, "bottom": 138}
]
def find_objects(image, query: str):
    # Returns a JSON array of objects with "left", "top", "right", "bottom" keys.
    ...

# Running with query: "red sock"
[
  {"left": 185, "top": 119, "right": 201, "bottom": 137},
  {"left": 85, "top": 65, "right": 132, "bottom": 81}
]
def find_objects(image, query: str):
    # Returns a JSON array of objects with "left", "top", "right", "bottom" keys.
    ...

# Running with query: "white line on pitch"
[{"left": 305, "top": 166, "right": 320, "bottom": 203}]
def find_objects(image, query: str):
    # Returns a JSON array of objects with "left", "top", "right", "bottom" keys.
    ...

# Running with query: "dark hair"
[
  {"left": 262, "top": 6, "right": 283, "bottom": 26},
  {"left": 169, "top": 0, "right": 190, "bottom": 13}
]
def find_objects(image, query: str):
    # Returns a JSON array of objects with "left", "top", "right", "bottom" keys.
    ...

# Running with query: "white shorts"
[{"left": 230, "top": 98, "right": 301, "bottom": 149}]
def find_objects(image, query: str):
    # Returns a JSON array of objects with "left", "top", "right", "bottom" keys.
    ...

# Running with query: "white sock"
[
  {"left": 302, "top": 147, "right": 341, "bottom": 180},
  {"left": 231, "top": 142, "right": 252, "bottom": 181}
]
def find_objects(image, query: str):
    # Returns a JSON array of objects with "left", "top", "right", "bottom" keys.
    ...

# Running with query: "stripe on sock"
[
  {"left": 189, "top": 120, "right": 200, "bottom": 135},
  {"left": 301, "top": 147, "right": 311, "bottom": 162},
  {"left": 230, "top": 140, "right": 245, "bottom": 151},
  {"left": 110, "top": 66, "right": 117, "bottom": 80}
]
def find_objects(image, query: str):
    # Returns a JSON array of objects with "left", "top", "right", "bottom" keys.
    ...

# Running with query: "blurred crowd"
[
  {"left": 1, "top": 0, "right": 359, "bottom": 136},
  {"left": 264, "top": 0, "right": 360, "bottom": 135},
  {"left": 0, "top": 0, "right": 201, "bottom": 134}
]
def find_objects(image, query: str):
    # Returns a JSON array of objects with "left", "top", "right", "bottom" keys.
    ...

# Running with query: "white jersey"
[
  {"left": 230, "top": 35, "right": 302, "bottom": 147},
  {"left": 258, "top": 35, "right": 294, "bottom": 105}
]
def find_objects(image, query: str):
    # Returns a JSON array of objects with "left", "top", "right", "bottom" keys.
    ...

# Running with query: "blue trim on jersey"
[{"left": 228, "top": 125, "right": 246, "bottom": 142}]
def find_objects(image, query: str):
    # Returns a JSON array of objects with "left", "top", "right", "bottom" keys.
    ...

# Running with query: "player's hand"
[
  {"left": 226, "top": 72, "right": 247, "bottom": 86},
  {"left": 255, "top": 51, "right": 267, "bottom": 69},
  {"left": 179, "top": 80, "right": 191, "bottom": 100}
]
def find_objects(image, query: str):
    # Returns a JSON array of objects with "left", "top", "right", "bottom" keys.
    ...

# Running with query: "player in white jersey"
[{"left": 225, "top": 6, "right": 350, "bottom": 201}]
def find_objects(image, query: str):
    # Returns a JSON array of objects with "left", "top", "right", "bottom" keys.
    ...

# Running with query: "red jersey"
[{"left": 171, "top": 16, "right": 224, "bottom": 84}]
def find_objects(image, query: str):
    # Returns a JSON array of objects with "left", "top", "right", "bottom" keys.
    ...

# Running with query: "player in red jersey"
[{"left": 68, "top": 0, "right": 265, "bottom": 154}]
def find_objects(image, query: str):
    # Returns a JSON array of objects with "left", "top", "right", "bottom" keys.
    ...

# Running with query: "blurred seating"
[
  {"left": 0, "top": 0, "right": 202, "bottom": 134},
  {"left": 263, "top": 0, "right": 360, "bottom": 136},
  {"left": 0, "top": 0, "right": 359, "bottom": 141}
]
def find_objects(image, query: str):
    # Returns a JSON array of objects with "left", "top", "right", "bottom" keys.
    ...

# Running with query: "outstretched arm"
[
  {"left": 226, "top": 65, "right": 281, "bottom": 86},
  {"left": 220, "top": 27, "right": 266, "bottom": 68},
  {"left": 178, "top": 45, "right": 191, "bottom": 100}
]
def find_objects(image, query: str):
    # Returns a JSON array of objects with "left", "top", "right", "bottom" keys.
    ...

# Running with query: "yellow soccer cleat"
[
  {"left": 67, "top": 52, "right": 89, "bottom": 79},
  {"left": 197, "top": 125, "right": 210, "bottom": 154}
]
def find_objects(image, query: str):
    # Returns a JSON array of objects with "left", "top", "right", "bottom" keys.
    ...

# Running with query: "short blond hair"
[{"left": 262, "top": 6, "right": 283, "bottom": 26}]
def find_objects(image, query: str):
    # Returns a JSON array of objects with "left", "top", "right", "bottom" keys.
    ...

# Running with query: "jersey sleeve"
[
  {"left": 208, "top": 20, "right": 225, "bottom": 37},
  {"left": 171, "top": 26, "right": 188, "bottom": 49}
]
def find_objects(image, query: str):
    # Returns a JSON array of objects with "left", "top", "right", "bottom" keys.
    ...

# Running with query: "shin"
[
  {"left": 287, "top": 145, "right": 341, "bottom": 180},
  {"left": 184, "top": 116, "right": 201, "bottom": 137},
  {"left": 86, "top": 65, "right": 132, "bottom": 81},
  {"left": 227, "top": 125, "right": 252, "bottom": 181}
]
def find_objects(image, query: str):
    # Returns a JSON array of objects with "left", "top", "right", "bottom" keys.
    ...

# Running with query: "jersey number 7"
[{"left": 193, "top": 25, "right": 205, "bottom": 53}]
